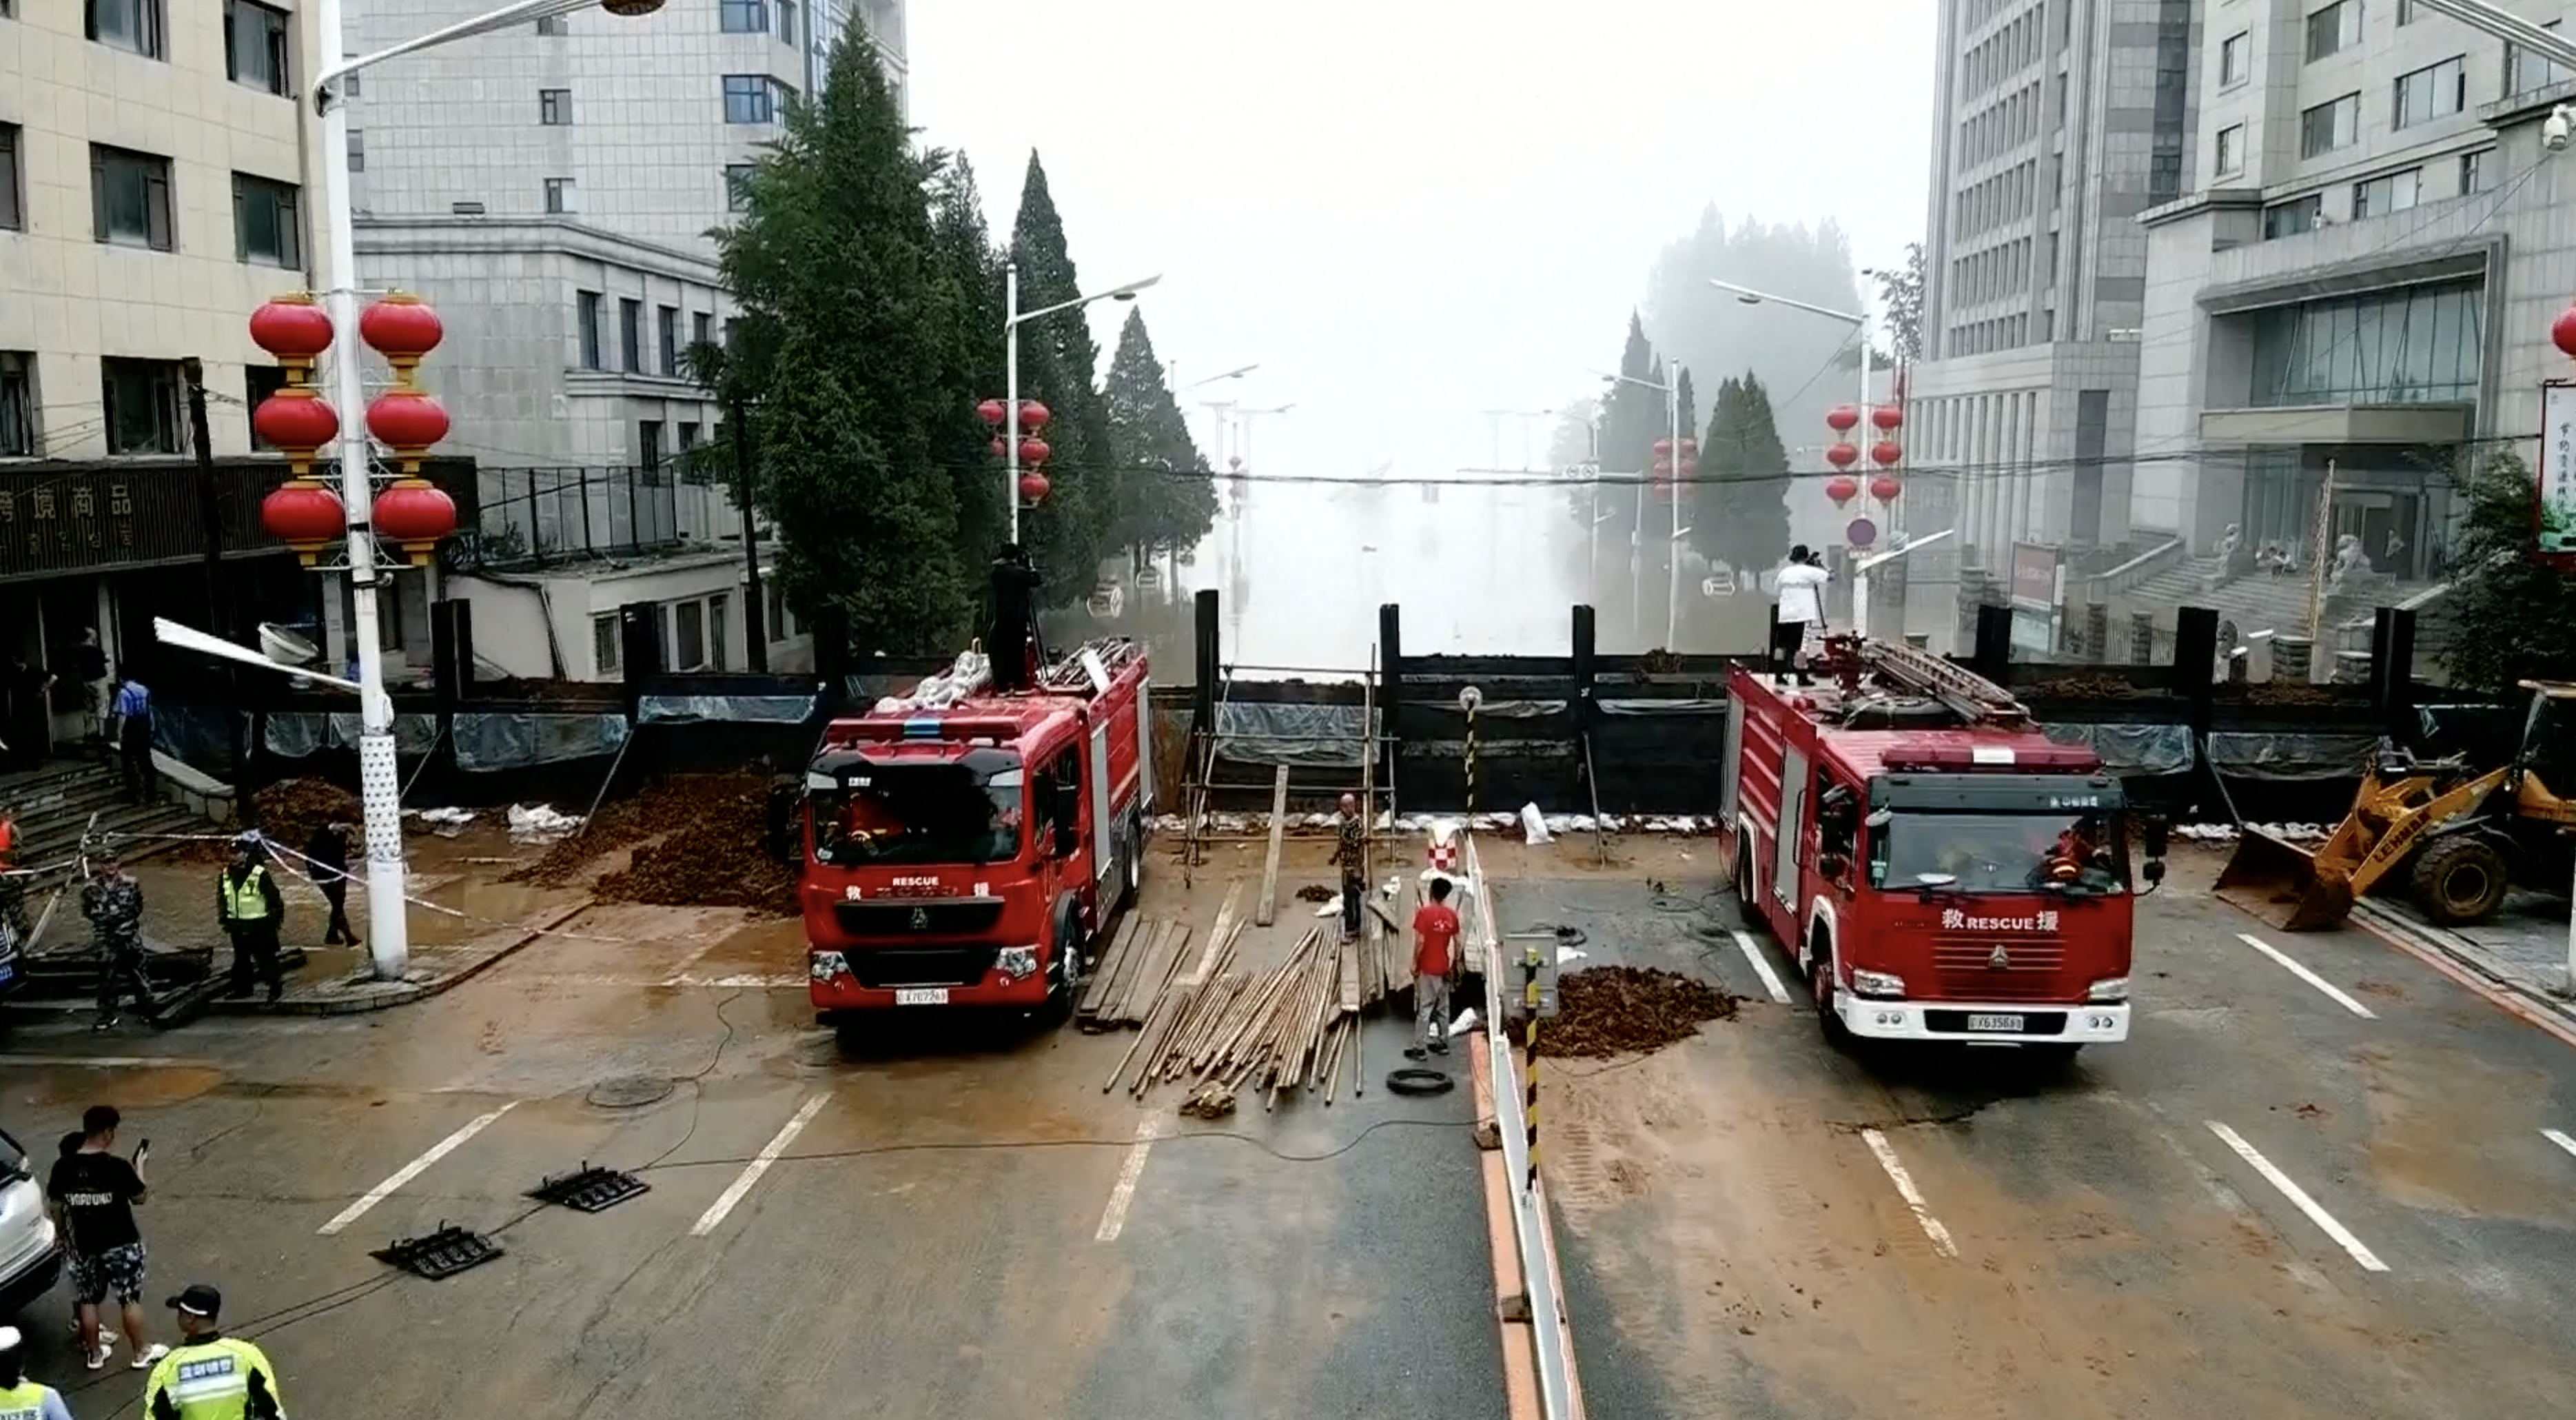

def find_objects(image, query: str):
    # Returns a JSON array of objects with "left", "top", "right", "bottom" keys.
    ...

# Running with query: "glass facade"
[{"left": 2247, "top": 281, "right": 2482, "bottom": 407}]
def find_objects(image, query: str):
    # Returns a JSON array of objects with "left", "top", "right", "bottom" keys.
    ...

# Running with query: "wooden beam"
[{"left": 1254, "top": 763, "right": 1289, "bottom": 926}]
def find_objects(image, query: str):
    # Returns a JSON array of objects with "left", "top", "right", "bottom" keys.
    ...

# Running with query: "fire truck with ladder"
[
  {"left": 770, "top": 551, "right": 1152, "bottom": 1042},
  {"left": 1719, "top": 636, "right": 2167, "bottom": 1058}
]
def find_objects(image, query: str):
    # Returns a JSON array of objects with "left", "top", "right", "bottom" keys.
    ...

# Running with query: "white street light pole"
[
  {"left": 1601, "top": 369, "right": 1689, "bottom": 650},
  {"left": 310, "top": 0, "right": 662, "bottom": 980},
  {"left": 1235, "top": 404, "right": 1294, "bottom": 470},
  {"left": 1003, "top": 263, "right": 1161, "bottom": 543}
]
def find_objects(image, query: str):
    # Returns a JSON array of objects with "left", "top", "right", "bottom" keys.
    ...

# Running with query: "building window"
[
  {"left": 2398, "top": 0, "right": 2420, "bottom": 22},
  {"left": 0, "top": 124, "right": 19, "bottom": 232},
  {"left": 2462, "top": 148, "right": 2495, "bottom": 194},
  {"left": 657, "top": 305, "right": 679, "bottom": 376},
  {"left": 2220, "top": 31, "right": 2249, "bottom": 87},
  {"left": 232, "top": 172, "right": 302, "bottom": 267},
  {"left": 2353, "top": 168, "right": 2422, "bottom": 217},
  {"left": 540, "top": 88, "right": 572, "bottom": 125},
  {"left": 0, "top": 353, "right": 33, "bottom": 458},
  {"left": 87, "top": 0, "right": 165, "bottom": 59},
  {"left": 723, "top": 74, "right": 777, "bottom": 123},
  {"left": 535, "top": 12, "right": 566, "bottom": 34},
  {"left": 2304, "top": 1, "right": 2360, "bottom": 63},
  {"left": 640, "top": 420, "right": 664, "bottom": 470},
  {"left": 674, "top": 597, "right": 706, "bottom": 671},
  {"left": 719, "top": 0, "right": 767, "bottom": 32},
  {"left": 2510, "top": 21, "right": 2573, "bottom": 94},
  {"left": 343, "top": 71, "right": 359, "bottom": 97},
  {"left": 243, "top": 365, "right": 287, "bottom": 448},
  {"left": 620, "top": 298, "right": 643, "bottom": 372},
  {"left": 678, "top": 420, "right": 700, "bottom": 451},
  {"left": 2299, "top": 93, "right": 2359, "bottom": 158},
  {"left": 2393, "top": 57, "right": 2465, "bottom": 128},
  {"left": 592, "top": 615, "right": 620, "bottom": 676},
  {"left": 2249, "top": 281, "right": 2484, "bottom": 406},
  {"left": 544, "top": 176, "right": 577, "bottom": 214},
  {"left": 576, "top": 290, "right": 603, "bottom": 369},
  {"left": 2262, "top": 193, "right": 2324, "bottom": 239},
  {"left": 223, "top": 0, "right": 288, "bottom": 94},
  {"left": 2216, "top": 123, "right": 2245, "bottom": 176},
  {"left": 91, "top": 145, "right": 174, "bottom": 251},
  {"left": 693, "top": 311, "right": 713, "bottom": 351},
  {"left": 347, "top": 129, "right": 365, "bottom": 172},
  {"left": 767, "top": 580, "right": 790, "bottom": 642},
  {"left": 778, "top": 0, "right": 798, "bottom": 47},
  {"left": 708, "top": 593, "right": 730, "bottom": 671},
  {"left": 101, "top": 358, "right": 182, "bottom": 455},
  {"left": 724, "top": 163, "right": 755, "bottom": 212}
]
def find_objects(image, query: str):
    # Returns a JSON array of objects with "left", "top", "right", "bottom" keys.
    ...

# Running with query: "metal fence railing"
[{"left": 464, "top": 465, "right": 682, "bottom": 568}]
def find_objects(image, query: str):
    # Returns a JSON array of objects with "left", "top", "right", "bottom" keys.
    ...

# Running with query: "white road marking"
[
  {"left": 0, "top": 1055, "right": 211, "bottom": 1068},
  {"left": 1859, "top": 1128, "right": 1958, "bottom": 1259},
  {"left": 2205, "top": 1121, "right": 2387, "bottom": 1272},
  {"left": 690, "top": 1093, "right": 828, "bottom": 1237},
  {"left": 1730, "top": 930, "right": 1794, "bottom": 1004},
  {"left": 318, "top": 1103, "right": 518, "bottom": 1236},
  {"left": 1094, "top": 1116, "right": 1163, "bottom": 1243},
  {"left": 522, "top": 972, "right": 806, "bottom": 990},
  {"left": 2235, "top": 933, "right": 2378, "bottom": 1019},
  {"left": 2542, "top": 1128, "right": 2576, "bottom": 1161}
]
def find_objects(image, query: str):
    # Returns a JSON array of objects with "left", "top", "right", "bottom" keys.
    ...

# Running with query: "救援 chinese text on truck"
[
  {"left": 1718, "top": 638, "right": 2167, "bottom": 1057},
  {"left": 768, "top": 551, "right": 1152, "bottom": 1035}
]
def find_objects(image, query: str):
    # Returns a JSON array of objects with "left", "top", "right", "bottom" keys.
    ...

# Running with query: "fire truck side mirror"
[{"left": 2140, "top": 815, "right": 2169, "bottom": 860}]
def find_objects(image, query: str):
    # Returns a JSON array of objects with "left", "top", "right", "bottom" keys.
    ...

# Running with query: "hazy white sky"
[{"left": 910, "top": 1, "right": 1935, "bottom": 487}]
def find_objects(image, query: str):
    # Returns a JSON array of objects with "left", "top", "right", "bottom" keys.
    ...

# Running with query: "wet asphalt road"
[
  {"left": 0, "top": 897, "right": 1497, "bottom": 1420},
  {"left": 1506, "top": 850, "right": 2576, "bottom": 1419}
]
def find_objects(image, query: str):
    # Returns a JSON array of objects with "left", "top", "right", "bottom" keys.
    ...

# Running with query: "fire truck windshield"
[
  {"left": 1868, "top": 811, "right": 2126, "bottom": 896},
  {"left": 808, "top": 762, "right": 1023, "bottom": 867}
]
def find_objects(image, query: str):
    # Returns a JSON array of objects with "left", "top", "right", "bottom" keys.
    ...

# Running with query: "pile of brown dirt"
[
  {"left": 1294, "top": 883, "right": 1337, "bottom": 902},
  {"left": 1517, "top": 966, "right": 1739, "bottom": 1058},
  {"left": 251, "top": 779, "right": 362, "bottom": 851},
  {"left": 2034, "top": 673, "right": 2143, "bottom": 701},
  {"left": 515, "top": 772, "right": 799, "bottom": 917},
  {"left": 2247, "top": 682, "right": 2336, "bottom": 707}
]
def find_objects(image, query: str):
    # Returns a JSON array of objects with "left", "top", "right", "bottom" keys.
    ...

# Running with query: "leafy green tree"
[
  {"left": 1874, "top": 242, "right": 1927, "bottom": 364},
  {"left": 926, "top": 150, "right": 1010, "bottom": 575},
  {"left": 2440, "top": 452, "right": 2576, "bottom": 691},
  {"left": 1100, "top": 307, "right": 1217, "bottom": 562},
  {"left": 1690, "top": 372, "right": 1793, "bottom": 578},
  {"left": 1009, "top": 152, "right": 1117, "bottom": 602}
]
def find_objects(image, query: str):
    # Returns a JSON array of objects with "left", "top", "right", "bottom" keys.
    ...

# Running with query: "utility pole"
[
  {"left": 730, "top": 396, "right": 767, "bottom": 672},
  {"left": 179, "top": 358, "right": 248, "bottom": 824}
]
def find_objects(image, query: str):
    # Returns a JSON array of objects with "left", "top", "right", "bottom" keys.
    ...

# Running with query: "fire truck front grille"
[
  {"left": 833, "top": 900, "right": 1006, "bottom": 937},
  {"left": 845, "top": 947, "right": 999, "bottom": 990},
  {"left": 1930, "top": 939, "right": 2069, "bottom": 1001}
]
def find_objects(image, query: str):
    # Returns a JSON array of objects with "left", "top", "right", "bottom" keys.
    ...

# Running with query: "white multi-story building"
[
  {"left": 2134, "top": 0, "right": 2573, "bottom": 592},
  {"left": 1, "top": 0, "right": 327, "bottom": 460},
  {"left": 1910, "top": 0, "right": 2200, "bottom": 567}
]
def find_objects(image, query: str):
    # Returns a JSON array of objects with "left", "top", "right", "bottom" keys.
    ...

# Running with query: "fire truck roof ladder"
[{"left": 1855, "top": 637, "right": 2031, "bottom": 729}]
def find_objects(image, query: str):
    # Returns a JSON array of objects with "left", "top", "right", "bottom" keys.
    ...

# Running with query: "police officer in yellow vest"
[
  {"left": 143, "top": 1286, "right": 280, "bottom": 1420},
  {"left": 215, "top": 837, "right": 285, "bottom": 1004},
  {"left": 0, "top": 1324, "right": 74, "bottom": 1420}
]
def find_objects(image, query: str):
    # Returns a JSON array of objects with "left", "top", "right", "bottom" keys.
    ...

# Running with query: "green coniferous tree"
[
  {"left": 1010, "top": 152, "right": 1118, "bottom": 603},
  {"left": 1692, "top": 372, "right": 1795, "bottom": 579},
  {"left": 1101, "top": 307, "right": 1216, "bottom": 563}
]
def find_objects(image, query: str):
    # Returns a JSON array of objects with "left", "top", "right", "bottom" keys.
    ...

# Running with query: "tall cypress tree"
[
  {"left": 1101, "top": 307, "right": 1216, "bottom": 562},
  {"left": 1692, "top": 372, "right": 1793, "bottom": 580},
  {"left": 1010, "top": 152, "right": 1118, "bottom": 602},
  {"left": 926, "top": 151, "right": 1009, "bottom": 580}
]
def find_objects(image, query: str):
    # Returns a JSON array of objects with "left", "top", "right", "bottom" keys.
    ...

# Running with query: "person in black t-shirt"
[
  {"left": 54, "top": 1131, "right": 118, "bottom": 1353},
  {"left": 46, "top": 1104, "right": 166, "bottom": 1373}
]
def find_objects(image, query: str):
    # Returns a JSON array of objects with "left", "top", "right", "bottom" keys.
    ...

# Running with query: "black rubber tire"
[
  {"left": 2411, "top": 835, "right": 2511, "bottom": 925},
  {"left": 1808, "top": 933, "right": 1851, "bottom": 1048},
  {"left": 1385, "top": 1066, "right": 1455, "bottom": 1095},
  {"left": 1117, "top": 816, "right": 1142, "bottom": 912},
  {"left": 1038, "top": 909, "right": 1083, "bottom": 1026},
  {"left": 833, "top": 1018, "right": 867, "bottom": 1055}
]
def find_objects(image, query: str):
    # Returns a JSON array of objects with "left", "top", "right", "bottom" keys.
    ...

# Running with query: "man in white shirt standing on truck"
[{"left": 1769, "top": 546, "right": 1830, "bottom": 686}]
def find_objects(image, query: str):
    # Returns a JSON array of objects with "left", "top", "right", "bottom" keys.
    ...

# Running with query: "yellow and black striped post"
[
  {"left": 1464, "top": 700, "right": 1479, "bottom": 820},
  {"left": 1522, "top": 939, "right": 1542, "bottom": 1192}
]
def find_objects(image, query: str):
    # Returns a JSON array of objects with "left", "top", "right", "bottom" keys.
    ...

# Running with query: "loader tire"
[{"left": 2411, "top": 835, "right": 2510, "bottom": 926}]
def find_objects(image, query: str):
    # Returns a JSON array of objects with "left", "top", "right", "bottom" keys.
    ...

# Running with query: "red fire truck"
[
  {"left": 1719, "top": 638, "right": 2165, "bottom": 1057},
  {"left": 774, "top": 565, "right": 1152, "bottom": 1037}
]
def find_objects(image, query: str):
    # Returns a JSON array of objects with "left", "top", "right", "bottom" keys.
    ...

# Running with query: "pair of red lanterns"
[
  {"left": 1650, "top": 436, "right": 1696, "bottom": 502},
  {"left": 1824, "top": 402, "right": 1902, "bottom": 509},
  {"left": 246, "top": 292, "right": 459, "bottom": 567},
  {"left": 975, "top": 398, "right": 1052, "bottom": 505}
]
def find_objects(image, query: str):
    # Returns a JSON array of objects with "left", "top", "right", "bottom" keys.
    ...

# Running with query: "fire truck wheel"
[
  {"left": 1807, "top": 933, "right": 1851, "bottom": 1046},
  {"left": 1118, "top": 818, "right": 1143, "bottom": 910},
  {"left": 2025, "top": 1043, "right": 2083, "bottom": 1069},
  {"left": 1039, "top": 902, "right": 1084, "bottom": 1025}
]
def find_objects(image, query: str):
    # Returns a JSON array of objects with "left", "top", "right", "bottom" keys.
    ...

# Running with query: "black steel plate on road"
[
  {"left": 372, "top": 1224, "right": 504, "bottom": 1279},
  {"left": 527, "top": 1165, "right": 650, "bottom": 1213}
]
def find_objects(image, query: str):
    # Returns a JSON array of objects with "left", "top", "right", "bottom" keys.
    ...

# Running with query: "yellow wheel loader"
[{"left": 2216, "top": 681, "right": 2576, "bottom": 931}]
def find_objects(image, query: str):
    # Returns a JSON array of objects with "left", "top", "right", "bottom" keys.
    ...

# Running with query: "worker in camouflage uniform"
[{"left": 82, "top": 850, "right": 157, "bottom": 1031}]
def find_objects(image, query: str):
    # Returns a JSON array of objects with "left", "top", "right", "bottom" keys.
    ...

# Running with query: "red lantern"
[
  {"left": 1825, "top": 442, "right": 1859, "bottom": 469},
  {"left": 1016, "top": 400, "right": 1051, "bottom": 432},
  {"left": 1871, "top": 405, "right": 1903, "bottom": 432},
  {"left": 2555, "top": 305, "right": 2576, "bottom": 361},
  {"left": 1019, "top": 470, "right": 1050, "bottom": 505},
  {"left": 1870, "top": 476, "right": 1902, "bottom": 503},
  {"left": 366, "top": 390, "right": 451, "bottom": 454},
  {"left": 1229, "top": 456, "right": 1243, "bottom": 471},
  {"left": 358, "top": 294, "right": 443, "bottom": 378},
  {"left": 1826, "top": 405, "right": 1860, "bottom": 432},
  {"left": 249, "top": 296, "right": 334, "bottom": 376},
  {"left": 1018, "top": 437, "right": 1050, "bottom": 466},
  {"left": 1826, "top": 475, "right": 1859, "bottom": 507},
  {"left": 1678, "top": 438, "right": 1697, "bottom": 454},
  {"left": 1677, "top": 456, "right": 1699, "bottom": 476},
  {"left": 260, "top": 480, "right": 345, "bottom": 566},
  {"left": 988, "top": 437, "right": 1008, "bottom": 458},
  {"left": 1653, "top": 480, "right": 1677, "bottom": 502},
  {"left": 1652, "top": 457, "right": 1673, "bottom": 476},
  {"left": 253, "top": 392, "right": 339, "bottom": 460},
  {"left": 1651, "top": 438, "right": 1674, "bottom": 458},
  {"left": 977, "top": 398, "right": 1007, "bottom": 427},
  {"left": 1869, "top": 440, "right": 1902, "bottom": 467},
  {"left": 372, "top": 478, "right": 458, "bottom": 567}
]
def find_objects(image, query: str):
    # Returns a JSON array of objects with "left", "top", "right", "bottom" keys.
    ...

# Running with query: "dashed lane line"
[
  {"left": 318, "top": 1102, "right": 518, "bottom": 1236},
  {"left": 2236, "top": 933, "right": 2378, "bottom": 1020},
  {"left": 2542, "top": 1128, "right": 2576, "bottom": 1162},
  {"left": 1730, "top": 930, "right": 1795, "bottom": 1004},
  {"left": 1859, "top": 1127, "right": 1959, "bottom": 1259},
  {"left": 691, "top": 1093, "right": 828, "bottom": 1237},
  {"left": 2206, "top": 1121, "right": 2388, "bottom": 1272},
  {"left": 1094, "top": 1116, "right": 1164, "bottom": 1243}
]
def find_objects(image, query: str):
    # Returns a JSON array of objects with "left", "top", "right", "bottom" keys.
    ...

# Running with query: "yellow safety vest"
[
  {"left": 143, "top": 1337, "right": 284, "bottom": 1420},
  {"left": 221, "top": 867, "right": 271, "bottom": 922},
  {"left": 0, "top": 1379, "right": 52, "bottom": 1420}
]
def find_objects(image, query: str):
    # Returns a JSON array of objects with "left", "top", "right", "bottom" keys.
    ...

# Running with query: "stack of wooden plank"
[
  {"left": 1108, "top": 926, "right": 1371, "bottom": 1112},
  {"left": 1074, "top": 913, "right": 1196, "bottom": 1033}
]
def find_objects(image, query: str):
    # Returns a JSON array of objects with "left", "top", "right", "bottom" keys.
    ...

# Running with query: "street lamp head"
[
  {"left": 1104, "top": 274, "right": 1163, "bottom": 302},
  {"left": 1733, "top": 293, "right": 1761, "bottom": 306},
  {"left": 599, "top": 0, "right": 665, "bottom": 14}
]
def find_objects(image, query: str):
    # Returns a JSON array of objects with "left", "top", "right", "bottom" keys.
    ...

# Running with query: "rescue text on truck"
[{"left": 1721, "top": 637, "right": 2165, "bottom": 1059}]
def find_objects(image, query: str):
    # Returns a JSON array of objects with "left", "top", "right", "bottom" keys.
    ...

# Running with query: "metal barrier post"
[
  {"left": 1522, "top": 937, "right": 1542, "bottom": 1191},
  {"left": 1461, "top": 684, "right": 1482, "bottom": 821}
]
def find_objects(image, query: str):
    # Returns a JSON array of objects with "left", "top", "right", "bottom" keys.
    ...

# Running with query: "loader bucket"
[{"left": 2215, "top": 826, "right": 2354, "bottom": 931}]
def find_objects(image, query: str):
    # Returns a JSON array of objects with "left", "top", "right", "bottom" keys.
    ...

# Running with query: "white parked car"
[{"left": 0, "top": 1125, "right": 63, "bottom": 1317}]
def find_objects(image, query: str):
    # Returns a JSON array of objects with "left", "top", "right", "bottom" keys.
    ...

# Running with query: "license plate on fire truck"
[
  {"left": 1965, "top": 1013, "right": 2024, "bottom": 1033},
  {"left": 895, "top": 988, "right": 949, "bottom": 1006}
]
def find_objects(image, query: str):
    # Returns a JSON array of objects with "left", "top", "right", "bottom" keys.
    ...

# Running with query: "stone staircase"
[
  {"left": 0, "top": 756, "right": 213, "bottom": 880},
  {"left": 2105, "top": 554, "right": 2446, "bottom": 676}
]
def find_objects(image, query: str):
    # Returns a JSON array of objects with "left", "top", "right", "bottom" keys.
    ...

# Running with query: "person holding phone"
[
  {"left": 51, "top": 1133, "right": 117, "bottom": 1355},
  {"left": 46, "top": 1105, "right": 166, "bottom": 1372}
]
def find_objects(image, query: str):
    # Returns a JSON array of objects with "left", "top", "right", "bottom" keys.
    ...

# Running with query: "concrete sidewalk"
[{"left": 2350, "top": 893, "right": 2576, "bottom": 1030}]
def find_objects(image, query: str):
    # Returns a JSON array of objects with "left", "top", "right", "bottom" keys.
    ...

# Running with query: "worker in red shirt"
[{"left": 1407, "top": 876, "right": 1461, "bottom": 1059}]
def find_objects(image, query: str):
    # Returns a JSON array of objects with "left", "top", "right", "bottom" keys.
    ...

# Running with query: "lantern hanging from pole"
[
  {"left": 1019, "top": 470, "right": 1050, "bottom": 506},
  {"left": 1870, "top": 476, "right": 1902, "bottom": 505},
  {"left": 977, "top": 398, "right": 1007, "bottom": 427},
  {"left": 358, "top": 294, "right": 444, "bottom": 383},
  {"left": 1677, "top": 455, "right": 1698, "bottom": 476},
  {"left": 1826, "top": 475, "right": 1859, "bottom": 507},
  {"left": 260, "top": 480, "right": 346, "bottom": 567},
  {"left": 1871, "top": 405, "right": 1903, "bottom": 432},
  {"left": 250, "top": 294, "right": 347, "bottom": 566},
  {"left": 1825, "top": 442, "right": 1859, "bottom": 469},
  {"left": 1651, "top": 438, "right": 1673, "bottom": 458},
  {"left": 1869, "top": 440, "right": 1902, "bottom": 467},
  {"left": 249, "top": 295, "right": 335, "bottom": 381},
  {"left": 988, "top": 437, "right": 1007, "bottom": 458},
  {"left": 1826, "top": 405, "right": 1860, "bottom": 433},
  {"left": 1016, "top": 400, "right": 1051, "bottom": 432},
  {"left": 1652, "top": 457, "right": 1673, "bottom": 476},
  {"left": 372, "top": 479, "right": 458, "bottom": 567},
  {"left": 1019, "top": 437, "right": 1050, "bottom": 466},
  {"left": 2555, "top": 305, "right": 2576, "bottom": 361}
]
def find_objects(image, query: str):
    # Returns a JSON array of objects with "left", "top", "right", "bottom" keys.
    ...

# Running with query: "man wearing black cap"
[
  {"left": 142, "top": 1286, "right": 283, "bottom": 1420},
  {"left": 0, "top": 1323, "right": 74, "bottom": 1420}
]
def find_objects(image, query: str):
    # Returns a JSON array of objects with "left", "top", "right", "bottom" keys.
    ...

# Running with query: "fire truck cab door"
[
  {"left": 1090, "top": 720, "right": 1115, "bottom": 884},
  {"left": 1772, "top": 746, "right": 1809, "bottom": 911}
]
